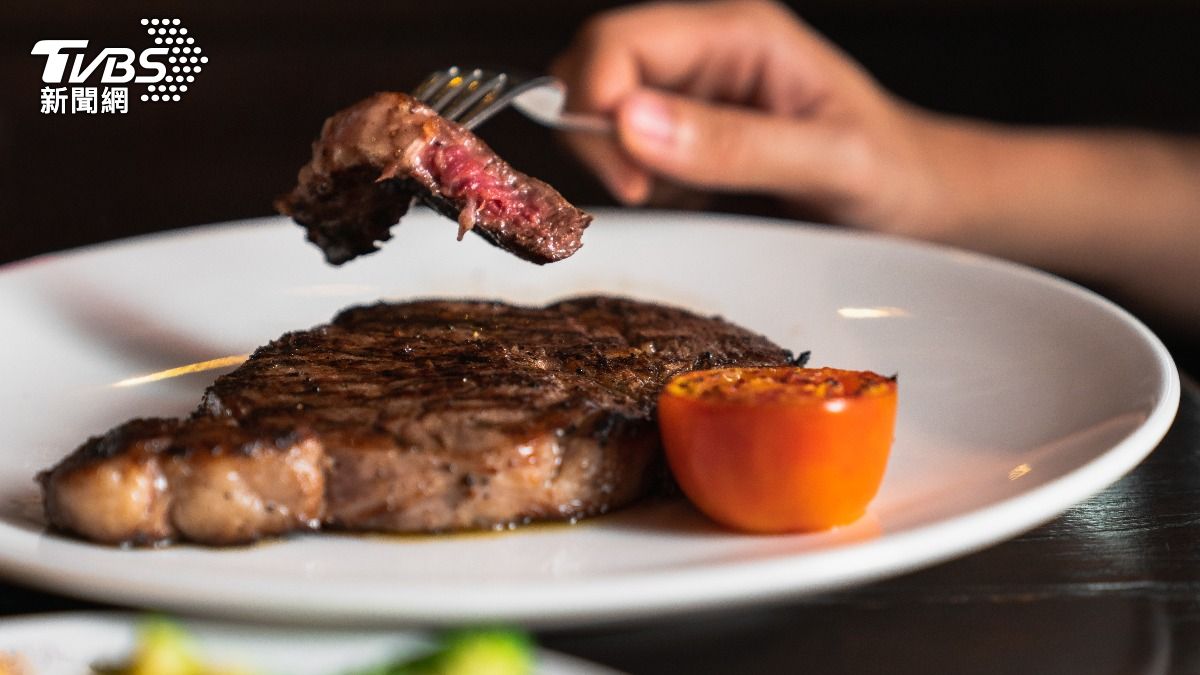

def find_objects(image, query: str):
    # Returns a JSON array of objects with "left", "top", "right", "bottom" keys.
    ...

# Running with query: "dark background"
[{"left": 3, "top": 0, "right": 1198, "bottom": 364}]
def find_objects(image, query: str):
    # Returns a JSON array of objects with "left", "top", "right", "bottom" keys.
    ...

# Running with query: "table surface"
[{"left": 2, "top": 378, "right": 1196, "bottom": 675}]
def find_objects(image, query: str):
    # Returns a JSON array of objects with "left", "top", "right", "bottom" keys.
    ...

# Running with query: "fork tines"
[{"left": 413, "top": 66, "right": 508, "bottom": 127}]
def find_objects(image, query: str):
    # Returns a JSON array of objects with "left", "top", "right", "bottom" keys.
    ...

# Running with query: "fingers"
[
  {"left": 567, "top": 133, "right": 654, "bottom": 205},
  {"left": 566, "top": 0, "right": 825, "bottom": 108},
  {"left": 615, "top": 89, "right": 843, "bottom": 196},
  {"left": 547, "top": 0, "right": 927, "bottom": 230},
  {"left": 550, "top": 54, "right": 652, "bottom": 204},
  {"left": 551, "top": 0, "right": 847, "bottom": 203}
]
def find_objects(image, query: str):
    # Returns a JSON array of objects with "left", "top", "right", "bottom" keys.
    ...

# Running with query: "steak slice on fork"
[{"left": 277, "top": 92, "right": 591, "bottom": 265}]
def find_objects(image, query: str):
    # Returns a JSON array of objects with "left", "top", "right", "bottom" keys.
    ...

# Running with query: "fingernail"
[
  {"left": 620, "top": 172, "right": 652, "bottom": 205},
  {"left": 598, "top": 168, "right": 649, "bottom": 206},
  {"left": 624, "top": 93, "right": 675, "bottom": 147}
]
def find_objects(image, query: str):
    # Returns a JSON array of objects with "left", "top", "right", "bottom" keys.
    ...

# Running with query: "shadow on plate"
[
  {"left": 37, "top": 275, "right": 243, "bottom": 371},
  {"left": 0, "top": 486, "right": 46, "bottom": 534}
]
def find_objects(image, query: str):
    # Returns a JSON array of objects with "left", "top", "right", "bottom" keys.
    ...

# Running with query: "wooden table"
[{"left": 2, "top": 379, "right": 1195, "bottom": 674}]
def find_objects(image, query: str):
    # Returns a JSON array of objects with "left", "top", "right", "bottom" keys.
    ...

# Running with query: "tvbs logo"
[
  {"left": 32, "top": 18, "right": 206, "bottom": 114},
  {"left": 32, "top": 40, "right": 169, "bottom": 85}
]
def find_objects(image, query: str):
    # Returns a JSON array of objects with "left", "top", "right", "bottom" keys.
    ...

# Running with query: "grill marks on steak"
[
  {"left": 276, "top": 92, "right": 591, "bottom": 265},
  {"left": 40, "top": 297, "right": 794, "bottom": 546}
]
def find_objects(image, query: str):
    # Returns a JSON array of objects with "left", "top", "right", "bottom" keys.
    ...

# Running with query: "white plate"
[
  {"left": 0, "top": 210, "right": 1179, "bottom": 626},
  {"left": 0, "top": 612, "right": 619, "bottom": 674}
]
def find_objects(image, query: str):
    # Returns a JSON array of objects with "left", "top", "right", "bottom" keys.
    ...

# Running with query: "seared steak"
[
  {"left": 277, "top": 92, "right": 591, "bottom": 265},
  {"left": 40, "top": 297, "right": 794, "bottom": 546}
]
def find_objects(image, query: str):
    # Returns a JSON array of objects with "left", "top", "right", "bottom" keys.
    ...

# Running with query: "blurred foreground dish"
[{"left": 97, "top": 619, "right": 533, "bottom": 675}]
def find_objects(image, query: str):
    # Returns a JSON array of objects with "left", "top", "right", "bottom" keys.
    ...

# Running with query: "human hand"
[
  {"left": 555, "top": 1, "right": 1200, "bottom": 332},
  {"left": 552, "top": 0, "right": 955, "bottom": 233}
]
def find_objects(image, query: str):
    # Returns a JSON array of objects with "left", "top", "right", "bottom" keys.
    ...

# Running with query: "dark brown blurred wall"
[{"left": 3, "top": 0, "right": 1199, "bottom": 265}]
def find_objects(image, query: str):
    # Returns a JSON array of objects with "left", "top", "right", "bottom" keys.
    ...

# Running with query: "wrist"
[{"left": 889, "top": 106, "right": 999, "bottom": 245}]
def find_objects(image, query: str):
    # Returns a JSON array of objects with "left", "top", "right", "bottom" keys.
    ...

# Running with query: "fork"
[{"left": 412, "top": 66, "right": 612, "bottom": 134}]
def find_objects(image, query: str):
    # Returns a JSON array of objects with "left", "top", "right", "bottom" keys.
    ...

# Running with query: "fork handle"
[{"left": 550, "top": 112, "right": 614, "bottom": 135}]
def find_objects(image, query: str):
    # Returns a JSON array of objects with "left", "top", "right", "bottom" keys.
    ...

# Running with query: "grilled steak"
[
  {"left": 40, "top": 297, "right": 794, "bottom": 546},
  {"left": 277, "top": 92, "right": 591, "bottom": 265}
]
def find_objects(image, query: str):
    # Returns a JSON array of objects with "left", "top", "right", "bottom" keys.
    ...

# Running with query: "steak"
[
  {"left": 276, "top": 92, "right": 591, "bottom": 265},
  {"left": 39, "top": 297, "right": 794, "bottom": 546}
]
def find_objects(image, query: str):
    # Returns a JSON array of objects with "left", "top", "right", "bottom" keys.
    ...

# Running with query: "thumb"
[{"left": 616, "top": 90, "right": 841, "bottom": 196}]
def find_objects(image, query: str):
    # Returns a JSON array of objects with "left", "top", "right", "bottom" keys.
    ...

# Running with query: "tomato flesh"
[{"left": 658, "top": 367, "right": 897, "bottom": 533}]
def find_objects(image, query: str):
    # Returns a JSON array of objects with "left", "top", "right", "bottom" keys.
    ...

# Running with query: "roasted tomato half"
[{"left": 658, "top": 367, "right": 897, "bottom": 533}]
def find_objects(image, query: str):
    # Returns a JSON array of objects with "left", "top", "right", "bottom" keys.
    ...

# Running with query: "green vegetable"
[
  {"left": 351, "top": 629, "right": 533, "bottom": 675},
  {"left": 132, "top": 619, "right": 200, "bottom": 675},
  {"left": 95, "top": 618, "right": 256, "bottom": 675},
  {"left": 96, "top": 619, "right": 532, "bottom": 675}
]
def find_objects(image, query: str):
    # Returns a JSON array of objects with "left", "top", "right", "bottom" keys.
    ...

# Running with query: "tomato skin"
[{"left": 658, "top": 368, "right": 897, "bottom": 533}]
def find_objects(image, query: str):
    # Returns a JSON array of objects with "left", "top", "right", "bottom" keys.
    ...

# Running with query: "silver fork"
[{"left": 412, "top": 66, "right": 611, "bottom": 134}]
